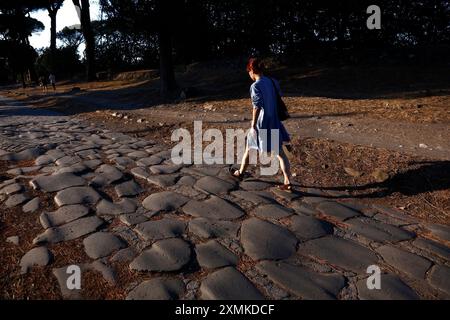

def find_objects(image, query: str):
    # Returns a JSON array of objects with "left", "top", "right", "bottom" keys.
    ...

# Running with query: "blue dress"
[{"left": 250, "top": 76, "right": 290, "bottom": 153}]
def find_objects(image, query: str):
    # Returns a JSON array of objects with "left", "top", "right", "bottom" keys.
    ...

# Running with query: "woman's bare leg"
[
  {"left": 235, "top": 146, "right": 250, "bottom": 176},
  {"left": 277, "top": 148, "right": 292, "bottom": 185}
]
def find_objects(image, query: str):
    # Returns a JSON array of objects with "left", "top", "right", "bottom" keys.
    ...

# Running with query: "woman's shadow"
[{"left": 309, "top": 160, "right": 450, "bottom": 199}]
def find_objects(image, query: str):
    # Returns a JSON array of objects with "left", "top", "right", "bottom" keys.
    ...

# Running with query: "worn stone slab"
[
  {"left": 135, "top": 218, "right": 186, "bottom": 241},
  {"left": 22, "top": 197, "right": 40, "bottom": 213},
  {"left": 188, "top": 218, "right": 240, "bottom": 239},
  {"left": 127, "top": 151, "right": 149, "bottom": 159},
  {"left": 130, "top": 167, "right": 150, "bottom": 180},
  {"left": 0, "top": 183, "right": 23, "bottom": 195},
  {"left": 195, "top": 240, "right": 238, "bottom": 269},
  {"left": 298, "top": 236, "right": 378, "bottom": 273},
  {"left": 142, "top": 191, "right": 190, "bottom": 212},
  {"left": 5, "top": 193, "right": 30, "bottom": 208},
  {"left": 33, "top": 216, "right": 104, "bottom": 244},
  {"left": 147, "top": 174, "right": 180, "bottom": 188},
  {"left": 317, "top": 201, "right": 360, "bottom": 221},
  {"left": 195, "top": 176, "right": 236, "bottom": 195},
  {"left": 241, "top": 218, "right": 297, "bottom": 260},
  {"left": 55, "top": 155, "right": 81, "bottom": 167},
  {"left": 31, "top": 172, "right": 85, "bottom": 192},
  {"left": 240, "top": 180, "right": 272, "bottom": 191},
  {"left": 412, "top": 238, "right": 450, "bottom": 260},
  {"left": 83, "top": 232, "right": 125, "bottom": 259},
  {"left": 291, "top": 201, "right": 318, "bottom": 216},
  {"left": 40, "top": 205, "right": 90, "bottom": 229},
  {"left": 345, "top": 217, "right": 414, "bottom": 243},
  {"left": 231, "top": 190, "right": 277, "bottom": 205},
  {"left": 136, "top": 156, "right": 163, "bottom": 167},
  {"left": 356, "top": 274, "right": 419, "bottom": 300},
  {"left": 200, "top": 267, "right": 264, "bottom": 300},
  {"left": 110, "top": 247, "right": 137, "bottom": 263},
  {"left": 428, "top": 265, "right": 450, "bottom": 295},
  {"left": 376, "top": 245, "right": 432, "bottom": 279},
  {"left": 20, "top": 247, "right": 53, "bottom": 274},
  {"left": 130, "top": 238, "right": 191, "bottom": 272},
  {"left": 119, "top": 213, "right": 148, "bottom": 226},
  {"left": 253, "top": 204, "right": 294, "bottom": 219},
  {"left": 126, "top": 278, "right": 185, "bottom": 300},
  {"left": 271, "top": 188, "right": 302, "bottom": 201},
  {"left": 183, "top": 196, "right": 245, "bottom": 220},
  {"left": 54, "top": 187, "right": 101, "bottom": 206},
  {"left": 289, "top": 215, "right": 334, "bottom": 240},
  {"left": 96, "top": 198, "right": 138, "bottom": 216},
  {"left": 150, "top": 164, "right": 182, "bottom": 174},
  {"left": 426, "top": 224, "right": 450, "bottom": 242},
  {"left": 1, "top": 146, "right": 45, "bottom": 161},
  {"left": 177, "top": 175, "right": 196, "bottom": 186},
  {"left": 256, "top": 261, "right": 345, "bottom": 299},
  {"left": 91, "top": 164, "right": 123, "bottom": 186},
  {"left": 115, "top": 180, "right": 143, "bottom": 197}
]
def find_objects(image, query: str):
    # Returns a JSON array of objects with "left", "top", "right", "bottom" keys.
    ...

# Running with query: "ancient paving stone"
[
  {"left": 240, "top": 179, "right": 272, "bottom": 191},
  {"left": 126, "top": 278, "right": 185, "bottom": 300},
  {"left": 200, "top": 266, "right": 264, "bottom": 300},
  {"left": 31, "top": 172, "right": 85, "bottom": 192},
  {"left": 241, "top": 218, "right": 297, "bottom": 260},
  {"left": 82, "top": 159, "right": 102, "bottom": 169},
  {"left": 20, "top": 246, "right": 53, "bottom": 274},
  {"left": 426, "top": 224, "right": 450, "bottom": 242},
  {"left": 298, "top": 236, "right": 379, "bottom": 273},
  {"left": 53, "top": 164, "right": 89, "bottom": 175},
  {"left": 46, "top": 149, "right": 66, "bottom": 161},
  {"left": 115, "top": 180, "right": 143, "bottom": 197},
  {"left": 40, "top": 205, "right": 90, "bottom": 229},
  {"left": 271, "top": 188, "right": 302, "bottom": 201},
  {"left": 231, "top": 190, "right": 277, "bottom": 205},
  {"left": 253, "top": 204, "right": 294, "bottom": 219},
  {"left": 345, "top": 217, "right": 414, "bottom": 243},
  {"left": 129, "top": 238, "right": 191, "bottom": 272},
  {"left": 54, "top": 187, "right": 101, "bottom": 206},
  {"left": 1, "top": 146, "right": 45, "bottom": 161},
  {"left": 195, "top": 240, "right": 238, "bottom": 269},
  {"left": 356, "top": 274, "right": 419, "bottom": 300},
  {"left": 130, "top": 167, "right": 150, "bottom": 180},
  {"left": 96, "top": 198, "right": 137, "bottom": 216},
  {"left": 427, "top": 265, "right": 450, "bottom": 295},
  {"left": 0, "top": 182, "right": 23, "bottom": 195},
  {"left": 35, "top": 155, "right": 54, "bottom": 166},
  {"left": 5, "top": 193, "right": 30, "bottom": 208},
  {"left": 376, "top": 245, "right": 433, "bottom": 279},
  {"left": 291, "top": 201, "right": 318, "bottom": 216},
  {"left": 119, "top": 212, "right": 148, "bottom": 226},
  {"left": 142, "top": 191, "right": 189, "bottom": 212},
  {"left": 88, "top": 260, "right": 116, "bottom": 285},
  {"left": 183, "top": 196, "right": 245, "bottom": 220},
  {"left": 135, "top": 218, "right": 186, "bottom": 241},
  {"left": 256, "top": 261, "right": 346, "bottom": 299},
  {"left": 188, "top": 218, "right": 240, "bottom": 239},
  {"left": 317, "top": 201, "right": 360, "bottom": 221},
  {"left": 91, "top": 164, "right": 123, "bottom": 186},
  {"left": 177, "top": 175, "right": 196, "bottom": 186},
  {"left": 83, "top": 232, "right": 126, "bottom": 259},
  {"left": 127, "top": 150, "right": 149, "bottom": 159},
  {"left": 181, "top": 166, "right": 222, "bottom": 177},
  {"left": 147, "top": 174, "right": 180, "bottom": 188},
  {"left": 195, "top": 176, "right": 236, "bottom": 195},
  {"left": 33, "top": 216, "right": 104, "bottom": 244},
  {"left": 150, "top": 164, "right": 182, "bottom": 174},
  {"left": 22, "top": 197, "right": 40, "bottom": 213},
  {"left": 110, "top": 247, "right": 137, "bottom": 263},
  {"left": 151, "top": 150, "right": 172, "bottom": 160},
  {"left": 53, "top": 266, "right": 82, "bottom": 299},
  {"left": 55, "top": 155, "right": 81, "bottom": 167},
  {"left": 289, "top": 215, "right": 334, "bottom": 240},
  {"left": 412, "top": 238, "right": 450, "bottom": 260},
  {"left": 136, "top": 156, "right": 163, "bottom": 167}
]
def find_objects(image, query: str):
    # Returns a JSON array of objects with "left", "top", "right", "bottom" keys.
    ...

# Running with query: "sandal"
[
  {"left": 229, "top": 167, "right": 244, "bottom": 181},
  {"left": 278, "top": 184, "right": 293, "bottom": 192}
]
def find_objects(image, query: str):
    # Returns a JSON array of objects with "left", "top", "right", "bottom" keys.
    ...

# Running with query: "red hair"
[{"left": 246, "top": 57, "right": 265, "bottom": 74}]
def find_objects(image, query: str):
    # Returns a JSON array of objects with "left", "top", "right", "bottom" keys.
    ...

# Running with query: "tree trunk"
[
  {"left": 73, "top": 0, "right": 96, "bottom": 81},
  {"left": 49, "top": 10, "right": 57, "bottom": 52},
  {"left": 157, "top": 0, "right": 177, "bottom": 97}
]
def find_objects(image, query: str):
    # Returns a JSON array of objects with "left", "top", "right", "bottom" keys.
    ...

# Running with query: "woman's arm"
[{"left": 251, "top": 107, "right": 260, "bottom": 129}]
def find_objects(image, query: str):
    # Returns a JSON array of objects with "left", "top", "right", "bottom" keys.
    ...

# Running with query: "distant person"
[
  {"left": 49, "top": 73, "right": 56, "bottom": 91},
  {"left": 40, "top": 75, "right": 48, "bottom": 94},
  {"left": 231, "top": 57, "right": 293, "bottom": 191}
]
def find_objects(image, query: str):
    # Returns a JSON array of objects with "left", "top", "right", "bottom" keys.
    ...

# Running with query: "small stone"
[
  {"left": 126, "top": 278, "right": 185, "bottom": 300},
  {"left": 6, "top": 193, "right": 30, "bottom": 207},
  {"left": 130, "top": 238, "right": 191, "bottom": 272},
  {"left": 20, "top": 247, "right": 53, "bottom": 274},
  {"left": 344, "top": 167, "right": 362, "bottom": 178},
  {"left": 83, "top": 232, "right": 125, "bottom": 259},
  {"left": 6, "top": 236, "right": 19, "bottom": 245},
  {"left": 200, "top": 267, "right": 264, "bottom": 300},
  {"left": 195, "top": 240, "right": 238, "bottom": 269},
  {"left": 0, "top": 183, "right": 23, "bottom": 195}
]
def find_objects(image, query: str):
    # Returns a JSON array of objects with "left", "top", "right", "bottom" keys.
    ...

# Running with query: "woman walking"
[{"left": 232, "top": 58, "right": 293, "bottom": 191}]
